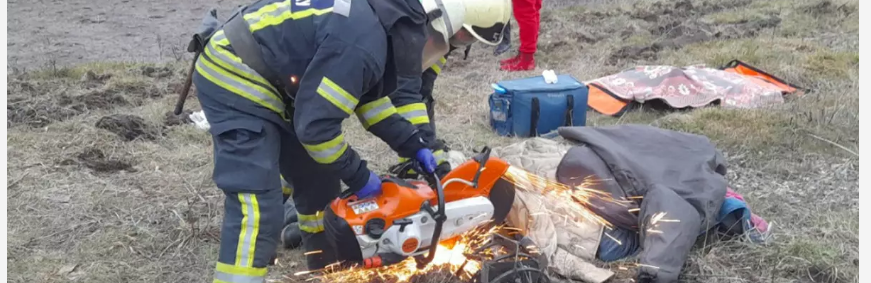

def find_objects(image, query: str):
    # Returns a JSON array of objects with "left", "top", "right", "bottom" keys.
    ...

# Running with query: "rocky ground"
[{"left": 7, "top": 0, "right": 859, "bottom": 282}]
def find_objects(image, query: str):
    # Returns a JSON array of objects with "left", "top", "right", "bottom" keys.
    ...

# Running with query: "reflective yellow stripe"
[
  {"left": 195, "top": 55, "right": 285, "bottom": 115},
  {"left": 397, "top": 103, "right": 430, "bottom": 125},
  {"left": 431, "top": 64, "right": 442, "bottom": 75},
  {"left": 280, "top": 176, "right": 293, "bottom": 196},
  {"left": 207, "top": 31, "right": 277, "bottom": 90},
  {"left": 434, "top": 149, "right": 447, "bottom": 165},
  {"left": 355, "top": 97, "right": 397, "bottom": 129},
  {"left": 430, "top": 57, "right": 447, "bottom": 75},
  {"left": 244, "top": 1, "right": 332, "bottom": 32},
  {"left": 398, "top": 157, "right": 411, "bottom": 162},
  {"left": 235, "top": 193, "right": 260, "bottom": 267},
  {"left": 317, "top": 77, "right": 359, "bottom": 115},
  {"left": 214, "top": 262, "right": 267, "bottom": 283},
  {"left": 298, "top": 212, "right": 325, "bottom": 233},
  {"left": 302, "top": 133, "right": 348, "bottom": 164}
]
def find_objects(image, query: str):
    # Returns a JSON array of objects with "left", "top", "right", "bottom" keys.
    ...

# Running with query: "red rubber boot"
[
  {"left": 500, "top": 53, "right": 521, "bottom": 66},
  {"left": 500, "top": 52, "right": 535, "bottom": 71}
]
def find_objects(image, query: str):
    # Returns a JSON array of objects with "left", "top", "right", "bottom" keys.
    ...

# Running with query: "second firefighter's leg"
[
  {"left": 216, "top": 189, "right": 284, "bottom": 282},
  {"left": 281, "top": 133, "right": 342, "bottom": 270},
  {"left": 199, "top": 92, "right": 285, "bottom": 283}
]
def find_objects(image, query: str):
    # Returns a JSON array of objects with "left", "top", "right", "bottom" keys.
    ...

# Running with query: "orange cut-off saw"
[{"left": 324, "top": 147, "right": 516, "bottom": 269}]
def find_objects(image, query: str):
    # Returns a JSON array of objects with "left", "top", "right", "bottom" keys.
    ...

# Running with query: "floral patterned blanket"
[{"left": 586, "top": 60, "right": 800, "bottom": 116}]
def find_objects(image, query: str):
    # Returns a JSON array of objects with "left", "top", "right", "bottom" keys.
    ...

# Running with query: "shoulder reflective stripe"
[
  {"left": 214, "top": 262, "right": 267, "bottom": 283},
  {"left": 298, "top": 212, "right": 325, "bottom": 233},
  {"left": 244, "top": 0, "right": 332, "bottom": 32},
  {"left": 235, "top": 193, "right": 260, "bottom": 268},
  {"left": 302, "top": 133, "right": 348, "bottom": 164},
  {"left": 196, "top": 56, "right": 286, "bottom": 114},
  {"left": 211, "top": 30, "right": 231, "bottom": 46},
  {"left": 317, "top": 77, "right": 359, "bottom": 115},
  {"left": 204, "top": 38, "right": 277, "bottom": 92},
  {"left": 355, "top": 97, "right": 397, "bottom": 129},
  {"left": 396, "top": 103, "right": 430, "bottom": 125},
  {"left": 398, "top": 157, "right": 410, "bottom": 162}
]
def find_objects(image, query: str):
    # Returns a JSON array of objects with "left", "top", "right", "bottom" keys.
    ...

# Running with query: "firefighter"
[
  {"left": 188, "top": 0, "right": 447, "bottom": 281},
  {"left": 392, "top": 0, "right": 514, "bottom": 178},
  {"left": 278, "top": 0, "right": 514, "bottom": 253}
]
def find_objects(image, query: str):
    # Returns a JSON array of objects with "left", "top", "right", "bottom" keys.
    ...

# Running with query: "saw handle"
[
  {"left": 415, "top": 173, "right": 446, "bottom": 269},
  {"left": 470, "top": 146, "right": 492, "bottom": 188}
]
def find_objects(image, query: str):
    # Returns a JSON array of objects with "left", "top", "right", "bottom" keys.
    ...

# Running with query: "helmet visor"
[
  {"left": 421, "top": 26, "right": 450, "bottom": 71},
  {"left": 469, "top": 22, "right": 506, "bottom": 45}
]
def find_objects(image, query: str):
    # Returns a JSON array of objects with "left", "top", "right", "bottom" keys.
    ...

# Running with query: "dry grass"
[{"left": 6, "top": 0, "right": 858, "bottom": 282}]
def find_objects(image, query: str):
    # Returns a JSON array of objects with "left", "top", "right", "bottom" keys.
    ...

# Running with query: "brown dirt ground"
[{"left": 6, "top": 0, "right": 858, "bottom": 282}]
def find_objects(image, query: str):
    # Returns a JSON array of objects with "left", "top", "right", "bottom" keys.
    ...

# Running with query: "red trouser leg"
[{"left": 512, "top": 0, "right": 542, "bottom": 54}]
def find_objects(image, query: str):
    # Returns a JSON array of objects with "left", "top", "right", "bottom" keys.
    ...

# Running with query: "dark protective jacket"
[
  {"left": 390, "top": 54, "right": 448, "bottom": 144},
  {"left": 554, "top": 125, "right": 728, "bottom": 283},
  {"left": 197, "top": 0, "right": 432, "bottom": 191}
]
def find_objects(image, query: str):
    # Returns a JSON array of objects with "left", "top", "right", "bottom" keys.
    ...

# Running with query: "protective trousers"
[
  {"left": 512, "top": 0, "right": 542, "bottom": 54},
  {"left": 196, "top": 74, "right": 340, "bottom": 283}
]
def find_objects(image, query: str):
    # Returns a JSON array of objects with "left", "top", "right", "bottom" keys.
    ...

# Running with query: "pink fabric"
[
  {"left": 725, "top": 187, "right": 768, "bottom": 233},
  {"left": 725, "top": 188, "right": 745, "bottom": 202}
]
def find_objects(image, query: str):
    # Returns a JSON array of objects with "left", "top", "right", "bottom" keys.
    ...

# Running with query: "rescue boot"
[
  {"left": 493, "top": 22, "right": 512, "bottom": 56},
  {"left": 281, "top": 223, "right": 303, "bottom": 249},
  {"left": 500, "top": 52, "right": 535, "bottom": 71},
  {"left": 499, "top": 53, "right": 521, "bottom": 66}
]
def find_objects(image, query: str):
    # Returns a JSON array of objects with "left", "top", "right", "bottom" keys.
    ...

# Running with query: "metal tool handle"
[
  {"left": 415, "top": 172, "right": 445, "bottom": 268},
  {"left": 174, "top": 50, "right": 201, "bottom": 115}
]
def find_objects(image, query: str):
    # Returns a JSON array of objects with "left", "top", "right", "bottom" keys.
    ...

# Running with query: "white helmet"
[
  {"left": 421, "top": 0, "right": 512, "bottom": 45},
  {"left": 419, "top": 0, "right": 512, "bottom": 69}
]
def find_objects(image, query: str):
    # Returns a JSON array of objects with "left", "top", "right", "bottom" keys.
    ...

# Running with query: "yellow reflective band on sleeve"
[
  {"left": 298, "top": 212, "right": 325, "bottom": 233},
  {"left": 302, "top": 133, "right": 348, "bottom": 164},
  {"left": 235, "top": 193, "right": 260, "bottom": 268},
  {"left": 214, "top": 262, "right": 267, "bottom": 283},
  {"left": 355, "top": 97, "right": 397, "bottom": 129},
  {"left": 398, "top": 157, "right": 410, "bottom": 163},
  {"left": 430, "top": 57, "right": 447, "bottom": 75},
  {"left": 196, "top": 55, "right": 286, "bottom": 115},
  {"left": 280, "top": 176, "right": 293, "bottom": 196},
  {"left": 433, "top": 149, "right": 447, "bottom": 165},
  {"left": 244, "top": 1, "right": 333, "bottom": 32},
  {"left": 317, "top": 77, "right": 359, "bottom": 115},
  {"left": 397, "top": 103, "right": 430, "bottom": 125},
  {"left": 430, "top": 64, "right": 442, "bottom": 75}
]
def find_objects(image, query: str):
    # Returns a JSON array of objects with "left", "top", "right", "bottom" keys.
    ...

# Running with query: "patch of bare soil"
[
  {"left": 799, "top": 0, "right": 855, "bottom": 17},
  {"left": 73, "top": 147, "right": 135, "bottom": 173},
  {"left": 607, "top": 0, "right": 781, "bottom": 65},
  {"left": 95, "top": 114, "right": 159, "bottom": 141}
]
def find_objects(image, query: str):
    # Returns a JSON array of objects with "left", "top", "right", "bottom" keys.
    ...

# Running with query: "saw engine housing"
[{"left": 324, "top": 148, "right": 516, "bottom": 268}]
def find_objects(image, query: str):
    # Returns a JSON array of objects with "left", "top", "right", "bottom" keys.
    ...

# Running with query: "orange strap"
[
  {"left": 586, "top": 83, "right": 630, "bottom": 116},
  {"left": 722, "top": 60, "right": 800, "bottom": 94}
]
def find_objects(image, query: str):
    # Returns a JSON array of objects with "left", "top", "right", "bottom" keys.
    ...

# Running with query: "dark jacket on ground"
[{"left": 554, "top": 125, "right": 728, "bottom": 283}]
